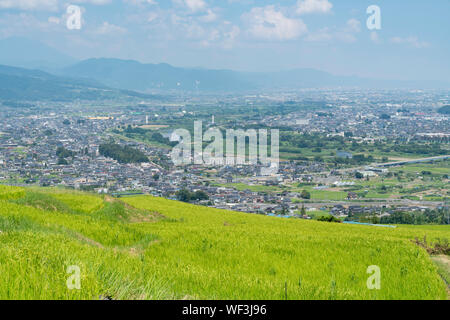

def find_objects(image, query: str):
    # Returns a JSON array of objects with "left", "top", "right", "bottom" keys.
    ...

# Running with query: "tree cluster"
[
  {"left": 99, "top": 143, "right": 148, "bottom": 164},
  {"left": 176, "top": 189, "right": 209, "bottom": 203}
]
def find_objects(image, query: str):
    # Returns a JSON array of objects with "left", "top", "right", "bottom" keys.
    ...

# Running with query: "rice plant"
[{"left": 0, "top": 187, "right": 448, "bottom": 300}]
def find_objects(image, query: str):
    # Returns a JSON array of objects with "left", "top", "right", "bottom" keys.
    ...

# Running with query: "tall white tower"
[
  {"left": 146, "top": 115, "right": 149, "bottom": 125},
  {"left": 212, "top": 115, "right": 215, "bottom": 125}
]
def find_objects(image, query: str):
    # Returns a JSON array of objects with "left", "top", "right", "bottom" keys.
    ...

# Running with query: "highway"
[
  {"left": 374, "top": 155, "right": 450, "bottom": 167},
  {"left": 309, "top": 154, "right": 450, "bottom": 175}
]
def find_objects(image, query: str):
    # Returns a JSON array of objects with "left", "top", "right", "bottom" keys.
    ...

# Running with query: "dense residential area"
[{"left": 1, "top": 90, "right": 448, "bottom": 225}]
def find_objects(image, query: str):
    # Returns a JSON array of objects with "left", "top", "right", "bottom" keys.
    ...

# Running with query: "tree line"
[{"left": 99, "top": 143, "right": 148, "bottom": 164}]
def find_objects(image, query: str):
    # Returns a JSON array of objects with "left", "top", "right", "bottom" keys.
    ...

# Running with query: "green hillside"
[
  {"left": 0, "top": 185, "right": 448, "bottom": 300},
  {"left": 0, "top": 64, "right": 152, "bottom": 101}
]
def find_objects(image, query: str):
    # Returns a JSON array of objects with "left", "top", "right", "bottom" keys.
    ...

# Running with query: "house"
[
  {"left": 349, "top": 206, "right": 364, "bottom": 214},
  {"left": 330, "top": 205, "right": 345, "bottom": 215},
  {"left": 347, "top": 192, "right": 358, "bottom": 200},
  {"left": 360, "top": 171, "right": 377, "bottom": 177},
  {"left": 337, "top": 151, "right": 353, "bottom": 159}
]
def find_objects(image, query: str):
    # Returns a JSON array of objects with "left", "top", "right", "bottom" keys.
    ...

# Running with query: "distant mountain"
[
  {"left": 62, "top": 58, "right": 449, "bottom": 92},
  {"left": 62, "top": 58, "right": 254, "bottom": 92},
  {"left": 0, "top": 64, "right": 153, "bottom": 101},
  {"left": 437, "top": 105, "right": 450, "bottom": 115},
  {"left": 0, "top": 37, "right": 77, "bottom": 70},
  {"left": 0, "top": 38, "right": 447, "bottom": 91}
]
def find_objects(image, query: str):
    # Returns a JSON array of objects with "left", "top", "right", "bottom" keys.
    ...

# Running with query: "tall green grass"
[
  {"left": 0, "top": 185, "right": 25, "bottom": 200},
  {"left": 124, "top": 196, "right": 449, "bottom": 300},
  {"left": 0, "top": 187, "right": 448, "bottom": 300}
]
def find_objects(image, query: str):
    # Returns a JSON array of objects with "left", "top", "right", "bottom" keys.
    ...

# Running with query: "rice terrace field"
[{"left": 0, "top": 185, "right": 448, "bottom": 300}]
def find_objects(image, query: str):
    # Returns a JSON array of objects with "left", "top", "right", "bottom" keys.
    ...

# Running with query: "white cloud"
[
  {"left": 199, "top": 9, "right": 217, "bottom": 23},
  {"left": 173, "top": 0, "right": 206, "bottom": 13},
  {"left": 370, "top": 31, "right": 381, "bottom": 44},
  {"left": 305, "top": 18, "right": 360, "bottom": 43},
  {"left": 0, "top": 12, "right": 59, "bottom": 37},
  {"left": 296, "top": 0, "right": 332, "bottom": 15},
  {"left": 184, "top": 21, "right": 206, "bottom": 39},
  {"left": 0, "top": 0, "right": 111, "bottom": 11},
  {"left": 124, "top": 0, "right": 157, "bottom": 5},
  {"left": 334, "top": 32, "right": 356, "bottom": 43},
  {"left": 95, "top": 22, "right": 127, "bottom": 35},
  {"left": 305, "top": 27, "right": 331, "bottom": 42},
  {"left": 346, "top": 18, "right": 360, "bottom": 33},
  {"left": 0, "top": 0, "right": 58, "bottom": 11},
  {"left": 147, "top": 12, "right": 158, "bottom": 22},
  {"left": 390, "top": 36, "right": 429, "bottom": 48},
  {"left": 47, "top": 16, "right": 60, "bottom": 24},
  {"left": 197, "top": 24, "right": 240, "bottom": 49},
  {"left": 72, "top": 0, "right": 112, "bottom": 5},
  {"left": 243, "top": 6, "right": 307, "bottom": 41},
  {"left": 221, "top": 24, "right": 240, "bottom": 49},
  {"left": 185, "top": 0, "right": 205, "bottom": 12},
  {"left": 154, "top": 9, "right": 239, "bottom": 49}
]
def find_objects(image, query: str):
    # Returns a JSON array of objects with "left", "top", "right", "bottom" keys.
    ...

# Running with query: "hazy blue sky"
[{"left": 0, "top": 0, "right": 448, "bottom": 81}]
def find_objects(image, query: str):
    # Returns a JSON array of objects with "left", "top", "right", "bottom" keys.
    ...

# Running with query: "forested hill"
[
  {"left": 0, "top": 64, "right": 153, "bottom": 102},
  {"left": 437, "top": 105, "right": 450, "bottom": 115}
]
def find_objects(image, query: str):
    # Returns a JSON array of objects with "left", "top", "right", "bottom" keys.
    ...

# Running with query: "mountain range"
[
  {"left": 62, "top": 58, "right": 253, "bottom": 92},
  {"left": 62, "top": 58, "right": 450, "bottom": 92},
  {"left": 0, "top": 37, "right": 448, "bottom": 101},
  {"left": 0, "top": 64, "right": 153, "bottom": 101}
]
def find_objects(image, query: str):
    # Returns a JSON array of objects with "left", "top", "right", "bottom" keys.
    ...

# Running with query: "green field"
[
  {"left": 389, "top": 162, "right": 450, "bottom": 175},
  {"left": 297, "top": 210, "right": 331, "bottom": 220},
  {"left": 302, "top": 188, "right": 348, "bottom": 201},
  {"left": 215, "top": 183, "right": 283, "bottom": 193},
  {"left": 0, "top": 185, "right": 448, "bottom": 300},
  {"left": 214, "top": 159, "right": 449, "bottom": 202}
]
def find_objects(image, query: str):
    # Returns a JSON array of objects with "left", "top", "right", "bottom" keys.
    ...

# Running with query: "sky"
[{"left": 0, "top": 0, "right": 449, "bottom": 81}]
